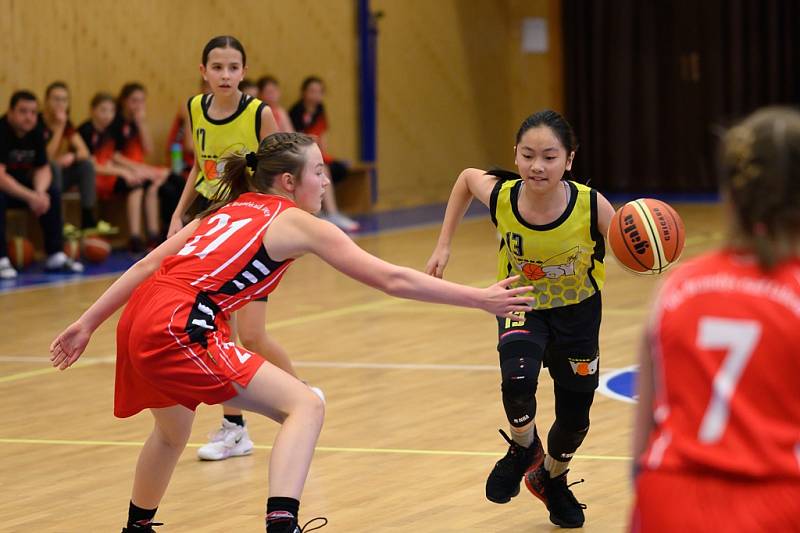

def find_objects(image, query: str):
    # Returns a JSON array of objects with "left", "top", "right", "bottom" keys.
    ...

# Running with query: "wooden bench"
[{"left": 335, "top": 162, "right": 374, "bottom": 214}]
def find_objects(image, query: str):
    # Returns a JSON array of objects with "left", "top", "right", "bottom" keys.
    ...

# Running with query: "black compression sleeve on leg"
[
  {"left": 499, "top": 341, "right": 543, "bottom": 428},
  {"left": 547, "top": 382, "right": 595, "bottom": 461}
]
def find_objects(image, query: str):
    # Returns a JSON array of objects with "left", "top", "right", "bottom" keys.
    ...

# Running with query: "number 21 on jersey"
[{"left": 178, "top": 213, "right": 252, "bottom": 259}]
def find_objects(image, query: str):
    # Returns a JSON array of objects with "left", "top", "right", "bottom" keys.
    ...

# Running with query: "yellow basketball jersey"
[
  {"left": 490, "top": 179, "right": 605, "bottom": 309},
  {"left": 188, "top": 93, "right": 265, "bottom": 199}
]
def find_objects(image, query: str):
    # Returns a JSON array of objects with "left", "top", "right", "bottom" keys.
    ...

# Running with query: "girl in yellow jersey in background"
[
  {"left": 426, "top": 110, "right": 615, "bottom": 529},
  {"left": 167, "top": 35, "right": 305, "bottom": 462}
]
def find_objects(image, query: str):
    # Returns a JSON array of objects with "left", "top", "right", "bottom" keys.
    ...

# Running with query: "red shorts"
[
  {"left": 631, "top": 470, "right": 800, "bottom": 533},
  {"left": 114, "top": 278, "right": 265, "bottom": 418}
]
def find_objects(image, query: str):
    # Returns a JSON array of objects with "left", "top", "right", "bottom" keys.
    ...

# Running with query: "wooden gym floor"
[{"left": 0, "top": 203, "right": 724, "bottom": 532}]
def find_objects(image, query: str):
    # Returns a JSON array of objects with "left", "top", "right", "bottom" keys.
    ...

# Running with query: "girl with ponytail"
[
  {"left": 632, "top": 107, "right": 800, "bottom": 531},
  {"left": 50, "top": 132, "right": 536, "bottom": 533}
]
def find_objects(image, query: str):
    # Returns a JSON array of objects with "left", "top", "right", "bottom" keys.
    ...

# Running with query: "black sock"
[
  {"left": 224, "top": 414, "right": 245, "bottom": 427},
  {"left": 127, "top": 501, "right": 157, "bottom": 528},
  {"left": 81, "top": 208, "right": 97, "bottom": 229},
  {"left": 266, "top": 497, "right": 300, "bottom": 532}
]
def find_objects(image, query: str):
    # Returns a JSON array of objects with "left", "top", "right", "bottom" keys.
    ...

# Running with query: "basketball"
[
  {"left": 607, "top": 199, "right": 685, "bottom": 275},
  {"left": 82, "top": 236, "right": 111, "bottom": 263},
  {"left": 63, "top": 239, "right": 81, "bottom": 260},
  {"left": 8, "top": 236, "right": 35, "bottom": 269}
]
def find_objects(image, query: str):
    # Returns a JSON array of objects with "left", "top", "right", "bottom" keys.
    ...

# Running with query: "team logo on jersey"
[
  {"left": 516, "top": 247, "right": 581, "bottom": 281},
  {"left": 568, "top": 355, "right": 598, "bottom": 376},
  {"left": 201, "top": 143, "right": 248, "bottom": 181}
]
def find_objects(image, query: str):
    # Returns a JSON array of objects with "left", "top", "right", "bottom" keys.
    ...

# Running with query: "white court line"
[{"left": 0, "top": 355, "right": 620, "bottom": 373}]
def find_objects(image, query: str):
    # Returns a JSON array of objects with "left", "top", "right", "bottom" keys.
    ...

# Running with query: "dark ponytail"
[{"left": 484, "top": 168, "right": 521, "bottom": 182}]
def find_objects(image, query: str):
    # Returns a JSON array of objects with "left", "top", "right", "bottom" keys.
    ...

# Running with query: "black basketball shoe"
[
  {"left": 485, "top": 428, "right": 544, "bottom": 504},
  {"left": 525, "top": 465, "right": 587, "bottom": 528}
]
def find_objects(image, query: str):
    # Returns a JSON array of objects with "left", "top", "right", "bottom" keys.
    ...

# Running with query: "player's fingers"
[
  {"left": 506, "top": 285, "right": 535, "bottom": 296},
  {"left": 497, "top": 275, "right": 521, "bottom": 288}
]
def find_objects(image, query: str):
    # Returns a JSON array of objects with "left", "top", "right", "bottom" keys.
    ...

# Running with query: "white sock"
[
  {"left": 544, "top": 455, "right": 570, "bottom": 477},
  {"left": 509, "top": 424, "right": 535, "bottom": 448}
]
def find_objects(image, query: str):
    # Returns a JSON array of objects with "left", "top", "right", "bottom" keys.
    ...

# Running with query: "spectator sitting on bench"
[
  {"left": 41, "top": 81, "right": 114, "bottom": 237},
  {"left": 110, "top": 83, "right": 168, "bottom": 252},
  {"left": 79, "top": 92, "right": 153, "bottom": 252},
  {"left": 0, "top": 90, "right": 84, "bottom": 278},
  {"left": 289, "top": 76, "right": 360, "bottom": 232}
]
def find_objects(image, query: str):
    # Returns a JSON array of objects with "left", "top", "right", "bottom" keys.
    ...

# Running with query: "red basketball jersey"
[
  {"left": 642, "top": 249, "right": 800, "bottom": 480},
  {"left": 156, "top": 192, "right": 295, "bottom": 319}
]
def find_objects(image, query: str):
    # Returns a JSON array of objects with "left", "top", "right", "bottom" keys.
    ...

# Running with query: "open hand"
[
  {"left": 480, "top": 275, "right": 535, "bottom": 319},
  {"left": 50, "top": 321, "right": 92, "bottom": 370}
]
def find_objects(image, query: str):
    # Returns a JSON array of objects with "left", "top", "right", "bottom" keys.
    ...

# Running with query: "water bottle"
[{"left": 170, "top": 142, "right": 184, "bottom": 175}]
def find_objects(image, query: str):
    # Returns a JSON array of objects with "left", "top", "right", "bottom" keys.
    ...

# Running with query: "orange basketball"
[
  {"left": 64, "top": 239, "right": 81, "bottom": 260},
  {"left": 8, "top": 236, "right": 35, "bottom": 269},
  {"left": 607, "top": 199, "right": 685, "bottom": 275},
  {"left": 82, "top": 236, "right": 111, "bottom": 263}
]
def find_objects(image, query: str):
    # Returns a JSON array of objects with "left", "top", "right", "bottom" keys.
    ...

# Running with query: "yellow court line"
[
  {"left": 0, "top": 437, "right": 630, "bottom": 461},
  {"left": 0, "top": 367, "right": 61, "bottom": 384},
  {"left": 0, "top": 360, "right": 103, "bottom": 384}
]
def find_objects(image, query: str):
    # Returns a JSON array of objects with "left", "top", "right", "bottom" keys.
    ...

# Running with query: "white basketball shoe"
[{"left": 197, "top": 419, "right": 254, "bottom": 461}]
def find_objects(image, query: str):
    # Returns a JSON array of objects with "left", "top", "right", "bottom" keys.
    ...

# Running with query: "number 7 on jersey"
[{"left": 696, "top": 317, "right": 762, "bottom": 444}]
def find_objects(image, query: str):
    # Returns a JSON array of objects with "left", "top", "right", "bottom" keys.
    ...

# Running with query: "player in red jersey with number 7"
[
  {"left": 50, "top": 132, "right": 535, "bottom": 533},
  {"left": 631, "top": 107, "right": 800, "bottom": 533}
]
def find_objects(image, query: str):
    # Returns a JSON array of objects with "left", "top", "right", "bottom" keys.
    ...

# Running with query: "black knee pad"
[
  {"left": 547, "top": 382, "right": 595, "bottom": 460},
  {"left": 499, "top": 342, "right": 543, "bottom": 428}
]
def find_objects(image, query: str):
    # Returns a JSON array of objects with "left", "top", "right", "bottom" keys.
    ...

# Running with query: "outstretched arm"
[
  {"left": 266, "top": 209, "right": 534, "bottom": 318},
  {"left": 50, "top": 219, "right": 201, "bottom": 370},
  {"left": 425, "top": 168, "right": 497, "bottom": 277}
]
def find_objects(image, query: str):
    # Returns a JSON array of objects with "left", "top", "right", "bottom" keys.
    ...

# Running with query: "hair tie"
[{"left": 245, "top": 151, "right": 258, "bottom": 171}]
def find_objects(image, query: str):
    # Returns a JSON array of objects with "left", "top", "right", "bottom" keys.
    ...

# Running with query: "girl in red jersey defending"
[
  {"left": 50, "top": 132, "right": 535, "bottom": 533},
  {"left": 631, "top": 107, "right": 800, "bottom": 532}
]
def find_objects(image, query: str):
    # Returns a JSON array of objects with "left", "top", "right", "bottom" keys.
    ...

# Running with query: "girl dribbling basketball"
[{"left": 426, "top": 110, "right": 615, "bottom": 528}]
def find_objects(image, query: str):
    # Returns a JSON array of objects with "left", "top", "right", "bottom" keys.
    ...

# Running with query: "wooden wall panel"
[
  {"left": 1, "top": 0, "right": 564, "bottom": 211},
  {"left": 0, "top": 0, "right": 358, "bottom": 165},
  {"left": 372, "top": 0, "right": 564, "bottom": 210}
]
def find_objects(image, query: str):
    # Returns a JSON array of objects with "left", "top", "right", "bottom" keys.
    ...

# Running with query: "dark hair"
[
  {"left": 516, "top": 109, "right": 578, "bottom": 154},
  {"left": 257, "top": 75, "right": 279, "bottom": 92},
  {"left": 90, "top": 92, "right": 115, "bottom": 109},
  {"left": 719, "top": 106, "right": 800, "bottom": 270},
  {"left": 9, "top": 90, "right": 37, "bottom": 109},
  {"left": 202, "top": 35, "right": 246, "bottom": 66},
  {"left": 488, "top": 110, "right": 579, "bottom": 183},
  {"left": 301, "top": 76, "right": 324, "bottom": 94},
  {"left": 239, "top": 78, "right": 256, "bottom": 91},
  {"left": 118, "top": 82, "right": 146, "bottom": 110},
  {"left": 45, "top": 81, "right": 68, "bottom": 99},
  {"left": 201, "top": 132, "right": 316, "bottom": 216}
]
